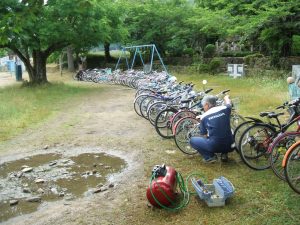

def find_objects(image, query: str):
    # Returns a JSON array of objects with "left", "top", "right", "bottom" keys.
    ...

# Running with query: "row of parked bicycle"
[
  {"left": 73, "top": 68, "right": 168, "bottom": 88},
  {"left": 74, "top": 69, "right": 300, "bottom": 194}
]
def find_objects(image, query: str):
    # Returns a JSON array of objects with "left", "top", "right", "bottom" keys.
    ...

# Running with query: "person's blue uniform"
[
  {"left": 190, "top": 104, "right": 234, "bottom": 160},
  {"left": 288, "top": 82, "right": 300, "bottom": 100}
]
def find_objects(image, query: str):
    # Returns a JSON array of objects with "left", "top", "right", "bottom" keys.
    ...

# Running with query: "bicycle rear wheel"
[
  {"left": 140, "top": 95, "right": 157, "bottom": 119},
  {"left": 284, "top": 142, "right": 300, "bottom": 194},
  {"left": 174, "top": 117, "right": 199, "bottom": 155},
  {"left": 171, "top": 110, "right": 197, "bottom": 133},
  {"left": 155, "top": 108, "right": 178, "bottom": 139},
  {"left": 239, "top": 123, "right": 276, "bottom": 170},
  {"left": 133, "top": 94, "right": 148, "bottom": 117},
  {"left": 148, "top": 101, "right": 167, "bottom": 126},
  {"left": 234, "top": 120, "right": 256, "bottom": 153},
  {"left": 230, "top": 113, "right": 246, "bottom": 134},
  {"left": 269, "top": 132, "right": 300, "bottom": 181}
]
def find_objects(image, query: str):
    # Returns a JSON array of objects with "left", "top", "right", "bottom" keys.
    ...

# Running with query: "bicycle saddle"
[{"left": 267, "top": 112, "right": 285, "bottom": 119}]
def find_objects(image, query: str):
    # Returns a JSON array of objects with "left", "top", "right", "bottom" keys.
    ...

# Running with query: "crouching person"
[
  {"left": 190, "top": 95, "right": 234, "bottom": 163},
  {"left": 287, "top": 76, "right": 300, "bottom": 100}
]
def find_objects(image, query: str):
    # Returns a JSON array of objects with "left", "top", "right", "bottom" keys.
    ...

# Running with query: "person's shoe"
[
  {"left": 202, "top": 155, "right": 217, "bottom": 163},
  {"left": 221, "top": 153, "right": 229, "bottom": 162}
]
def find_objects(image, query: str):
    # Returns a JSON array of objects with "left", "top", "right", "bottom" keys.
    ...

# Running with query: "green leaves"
[
  {"left": 0, "top": 0, "right": 127, "bottom": 55},
  {"left": 1, "top": 0, "right": 299, "bottom": 64}
]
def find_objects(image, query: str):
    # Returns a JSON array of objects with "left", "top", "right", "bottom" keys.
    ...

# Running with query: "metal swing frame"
[{"left": 115, "top": 44, "right": 168, "bottom": 74}]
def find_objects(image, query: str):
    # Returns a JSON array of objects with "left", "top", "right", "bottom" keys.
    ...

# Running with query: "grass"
[
  {"left": 0, "top": 82, "right": 94, "bottom": 142},
  {"left": 88, "top": 50, "right": 130, "bottom": 58},
  {"left": 133, "top": 69, "right": 300, "bottom": 225},
  {"left": 171, "top": 71, "right": 288, "bottom": 117},
  {"left": 137, "top": 131, "right": 300, "bottom": 225}
]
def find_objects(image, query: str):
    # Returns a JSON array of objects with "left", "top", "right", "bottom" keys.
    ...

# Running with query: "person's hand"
[{"left": 224, "top": 95, "right": 231, "bottom": 105}]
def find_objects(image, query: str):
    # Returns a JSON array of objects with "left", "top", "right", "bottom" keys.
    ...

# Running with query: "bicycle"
[
  {"left": 233, "top": 116, "right": 263, "bottom": 153},
  {"left": 173, "top": 91, "right": 244, "bottom": 155},
  {"left": 282, "top": 140, "right": 300, "bottom": 194},
  {"left": 238, "top": 98, "right": 300, "bottom": 173},
  {"left": 154, "top": 89, "right": 212, "bottom": 139},
  {"left": 173, "top": 116, "right": 200, "bottom": 155}
]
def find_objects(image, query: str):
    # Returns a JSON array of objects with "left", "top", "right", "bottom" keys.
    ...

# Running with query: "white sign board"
[
  {"left": 292, "top": 65, "right": 300, "bottom": 79},
  {"left": 228, "top": 64, "right": 244, "bottom": 77},
  {"left": 0, "top": 56, "right": 9, "bottom": 66}
]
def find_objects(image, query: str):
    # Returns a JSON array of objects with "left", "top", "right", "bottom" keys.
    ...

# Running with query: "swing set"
[{"left": 115, "top": 44, "right": 168, "bottom": 74}]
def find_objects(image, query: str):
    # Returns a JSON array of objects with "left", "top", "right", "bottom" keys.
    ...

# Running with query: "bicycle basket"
[{"left": 231, "top": 98, "right": 240, "bottom": 112}]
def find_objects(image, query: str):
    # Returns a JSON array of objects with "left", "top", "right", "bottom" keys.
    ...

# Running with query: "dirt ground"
[
  {"left": 0, "top": 70, "right": 170, "bottom": 225},
  {"left": 0, "top": 72, "right": 21, "bottom": 87}
]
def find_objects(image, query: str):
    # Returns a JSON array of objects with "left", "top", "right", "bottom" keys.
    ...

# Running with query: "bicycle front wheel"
[
  {"left": 174, "top": 117, "right": 199, "bottom": 155},
  {"left": 284, "top": 141, "right": 300, "bottom": 194}
]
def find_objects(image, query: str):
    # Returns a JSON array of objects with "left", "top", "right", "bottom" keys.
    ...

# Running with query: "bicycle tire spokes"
[
  {"left": 284, "top": 144, "right": 300, "bottom": 194},
  {"left": 239, "top": 125, "right": 275, "bottom": 170},
  {"left": 174, "top": 118, "right": 199, "bottom": 155},
  {"left": 155, "top": 108, "right": 177, "bottom": 139},
  {"left": 270, "top": 134, "right": 300, "bottom": 181}
]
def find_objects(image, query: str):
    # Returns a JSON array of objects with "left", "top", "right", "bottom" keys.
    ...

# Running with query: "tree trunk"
[
  {"left": 104, "top": 42, "right": 113, "bottom": 62},
  {"left": 7, "top": 41, "right": 70, "bottom": 85},
  {"left": 32, "top": 50, "right": 48, "bottom": 84},
  {"left": 67, "top": 46, "right": 75, "bottom": 72},
  {"left": 11, "top": 48, "right": 48, "bottom": 84},
  {"left": 281, "top": 40, "right": 292, "bottom": 57}
]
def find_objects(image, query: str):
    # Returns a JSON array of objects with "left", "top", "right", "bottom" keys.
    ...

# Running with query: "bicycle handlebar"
[
  {"left": 216, "top": 89, "right": 230, "bottom": 98},
  {"left": 222, "top": 89, "right": 230, "bottom": 95},
  {"left": 204, "top": 88, "right": 213, "bottom": 94}
]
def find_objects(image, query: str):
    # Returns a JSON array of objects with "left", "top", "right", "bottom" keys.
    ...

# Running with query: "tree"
[
  {"left": 185, "top": 6, "right": 229, "bottom": 53},
  {"left": 0, "top": 0, "right": 116, "bottom": 84},
  {"left": 224, "top": 0, "right": 300, "bottom": 65},
  {"left": 0, "top": 49, "right": 7, "bottom": 57},
  {"left": 123, "top": 0, "right": 192, "bottom": 56},
  {"left": 102, "top": 1, "right": 128, "bottom": 62}
]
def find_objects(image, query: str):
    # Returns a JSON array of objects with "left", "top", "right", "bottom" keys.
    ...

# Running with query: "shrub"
[
  {"left": 244, "top": 53, "right": 265, "bottom": 66},
  {"left": 192, "top": 62, "right": 209, "bottom": 73},
  {"left": 203, "top": 44, "right": 216, "bottom": 58},
  {"left": 86, "top": 53, "right": 104, "bottom": 68},
  {"left": 220, "top": 51, "right": 254, "bottom": 57},
  {"left": 85, "top": 52, "right": 118, "bottom": 69},
  {"left": 47, "top": 52, "right": 61, "bottom": 64},
  {"left": 0, "top": 49, "right": 7, "bottom": 58},
  {"left": 198, "top": 63, "right": 210, "bottom": 73},
  {"left": 183, "top": 48, "right": 194, "bottom": 56},
  {"left": 208, "top": 57, "right": 223, "bottom": 74},
  {"left": 292, "top": 35, "right": 300, "bottom": 56}
]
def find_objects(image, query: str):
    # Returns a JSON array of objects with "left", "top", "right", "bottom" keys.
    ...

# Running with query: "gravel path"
[{"left": 0, "top": 83, "right": 159, "bottom": 225}]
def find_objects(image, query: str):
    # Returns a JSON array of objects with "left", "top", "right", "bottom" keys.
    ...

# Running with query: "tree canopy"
[
  {"left": 0, "top": 0, "right": 126, "bottom": 83},
  {"left": 123, "top": 0, "right": 299, "bottom": 61}
]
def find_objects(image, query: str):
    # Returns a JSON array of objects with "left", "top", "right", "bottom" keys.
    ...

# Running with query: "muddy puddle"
[{"left": 0, "top": 152, "right": 126, "bottom": 222}]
